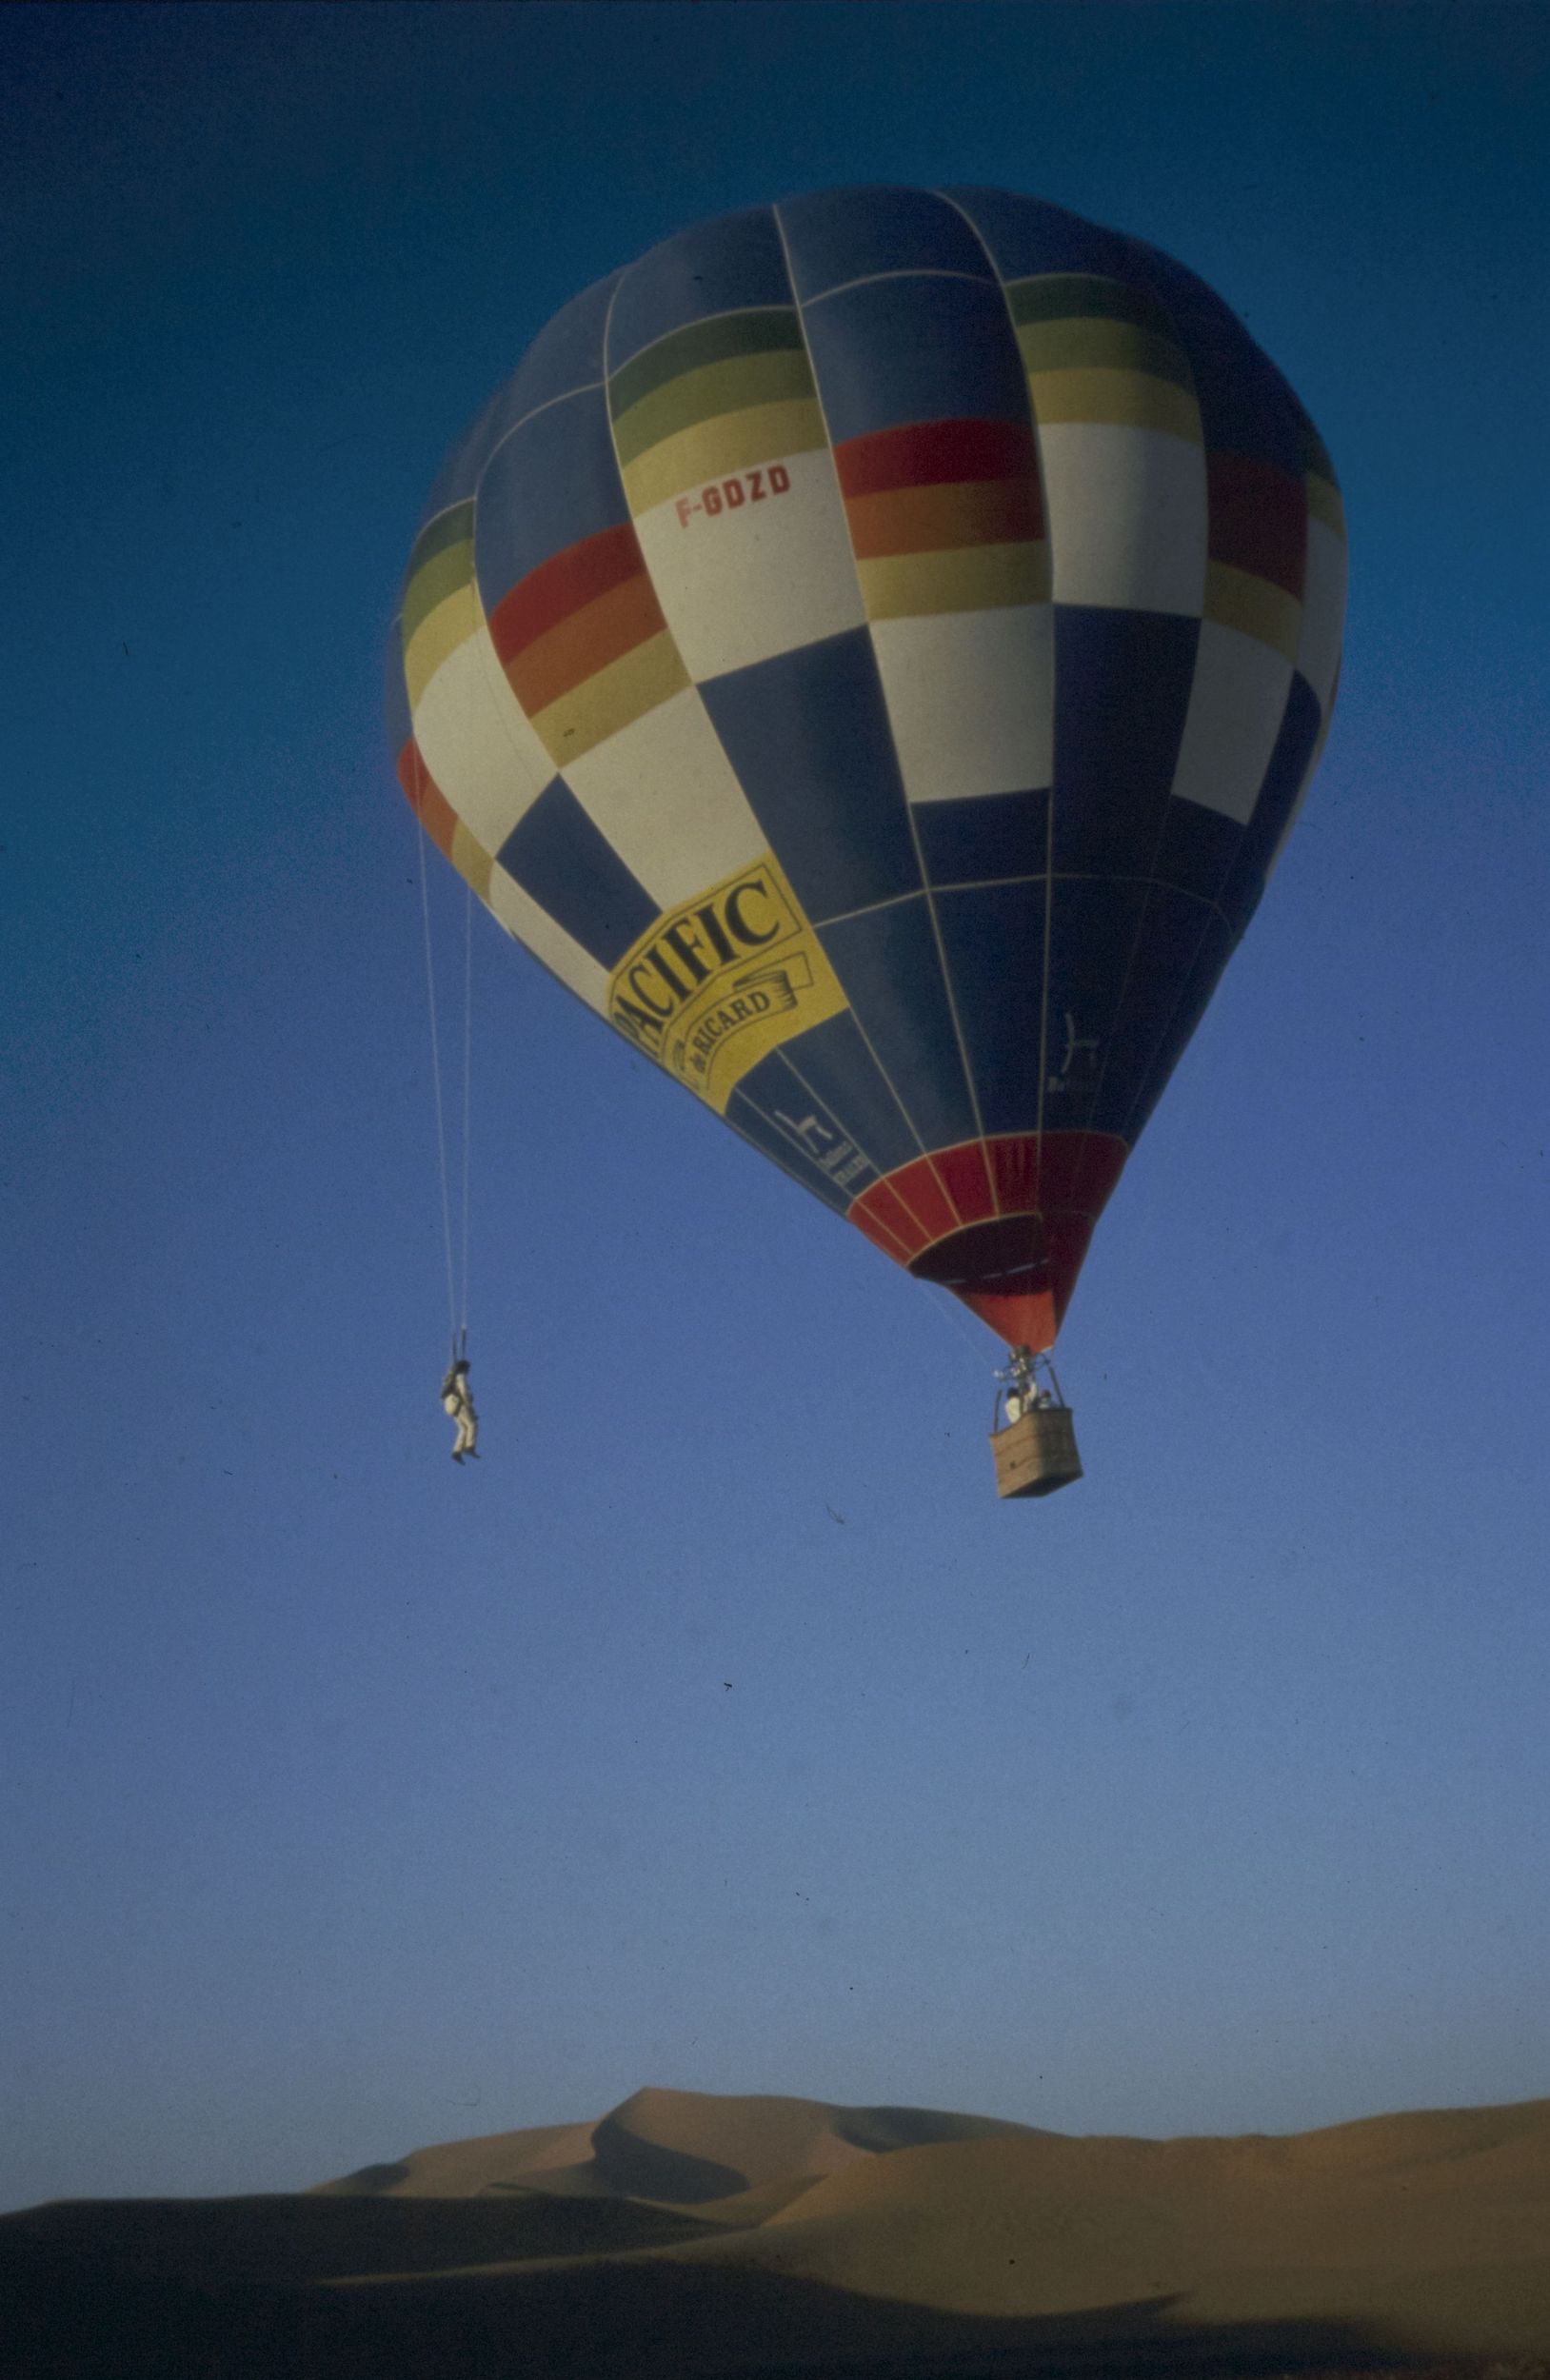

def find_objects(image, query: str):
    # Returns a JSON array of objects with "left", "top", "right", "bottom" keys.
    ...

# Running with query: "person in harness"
[{"left": 442, "top": 1357, "right": 479, "bottom": 1462}]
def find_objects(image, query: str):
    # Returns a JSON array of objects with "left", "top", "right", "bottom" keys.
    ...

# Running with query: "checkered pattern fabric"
[{"left": 390, "top": 187, "right": 1346, "bottom": 1353}]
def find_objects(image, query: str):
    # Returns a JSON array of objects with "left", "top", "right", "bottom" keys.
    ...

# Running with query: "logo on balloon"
[
  {"left": 1047, "top": 1009, "right": 1101, "bottom": 1093},
  {"left": 607, "top": 855, "right": 848, "bottom": 1113}
]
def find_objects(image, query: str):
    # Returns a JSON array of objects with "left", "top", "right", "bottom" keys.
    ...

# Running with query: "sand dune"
[
  {"left": 315, "top": 2085, "right": 1038, "bottom": 2206},
  {"left": 7, "top": 2086, "right": 1550, "bottom": 2377}
]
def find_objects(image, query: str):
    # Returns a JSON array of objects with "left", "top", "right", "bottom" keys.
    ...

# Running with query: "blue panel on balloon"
[
  {"left": 778, "top": 185, "right": 996, "bottom": 303},
  {"left": 698, "top": 628, "right": 921, "bottom": 923},
  {"left": 1084, "top": 885, "right": 1222, "bottom": 1141},
  {"left": 944, "top": 188, "right": 1138, "bottom": 283},
  {"left": 726, "top": 1076, "right": 875, "bottom": 1216},
  {"left": 1219, "top": 671, "right": 1322, "bottom": 926},
  {"left": 502, "top": 272, "right": 617, "bottom": 421},
  {"left": 1051, "top": 607, "right": 1201, "bottom": 879},
  {"left": 934, "top": 880, "right": 1047, "bottom": 1137},
  {"left": 801, "top": 273, "right": 1028, "bottom": 445},
  {"left": 1040, "top": 879, "right": 1152, "bottom": 1136},
  {"left": 424, "top": 278, "right": 620, "bottom": 519},
  {"left": 756, "top": 1009, "right": 922, "bottom": 1178},
  {"left": 422, "top": 391, "right": 507, "bottom": 518},
  {"left": 914, "top": 786, "right": 1049, "bottom": 888},
  {"left": 1121, "top": 909, "right": 1235, "bottom": 1146},
  {"left": 1131, "top": 249, "right": 1305, "bottom": 471},
  {"left": 496, "top": 780, "right": 658, "bottom": 970},
  {"left": 1151, "top": 797, "right": 1242, "bottom": 909},
  {"left": 606, "top": 207, "right": 791, "bottom": 374},
  {"left": 475, "top": 385, "right": 628, "bottom": 605},
  {"left": 818, "top": 893, "right": 979, "bottom": 1151}
]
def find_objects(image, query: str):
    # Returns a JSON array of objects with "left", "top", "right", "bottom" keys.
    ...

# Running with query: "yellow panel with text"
[{"left": 607, "top": 854, "right": 847, "bottom": 1113}]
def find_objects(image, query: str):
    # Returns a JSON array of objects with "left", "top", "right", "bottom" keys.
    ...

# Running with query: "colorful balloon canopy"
[{"left": 389, "top": 187, "right": 1345, "bottom": 1353}]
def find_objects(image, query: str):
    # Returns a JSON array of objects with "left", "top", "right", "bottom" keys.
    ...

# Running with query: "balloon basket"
[{"left": 990, "top": 1406, "right": 1083, "bottom": 1500}]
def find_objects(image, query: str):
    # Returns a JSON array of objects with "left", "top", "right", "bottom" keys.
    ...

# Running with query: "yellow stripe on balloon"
[
  {"left": 858, "top": 541, "right": 1051, "bottom": 621},
  {"left": 401, "top": 538, "right": 475, "bottom": 649},
  {"left": 610, "top": 348, "right": 816, "bottom": 470},
  {"left": 621, "top": 399, "right": 827, "bottom": 514},
  {"left": 527, "top": 630, "right": 688, "bottom": 766},
  {"left": 405, "top": 583, "right": 483, "bottom": 713},
  {"left": 1024, "top": 367, "right": 1202, "bottom": 439},
  {"left": 1203, "top": 561, "right": 1302, "bottom": 664},
  {"left": 449, "top": 821, "right": 494, "bottom": 902}
]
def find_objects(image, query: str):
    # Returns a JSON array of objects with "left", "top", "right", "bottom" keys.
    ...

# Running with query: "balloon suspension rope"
[
  {"left": 458, "top": 878, "right": 472, "bottom": 1359},
  {"left": 925, "top": 1282, "right": 995, "bottom": 1359},
  {"left": 418, "top": 843, "right": 471, "bottom": 1363}
]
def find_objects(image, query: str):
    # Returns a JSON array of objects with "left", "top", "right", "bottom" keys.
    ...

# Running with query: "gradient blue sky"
[{"left": 5, "top": 1, "right": 1548, "bottom": 2213}]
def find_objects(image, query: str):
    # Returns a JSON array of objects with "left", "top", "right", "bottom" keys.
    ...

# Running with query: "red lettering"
[{"left": 676, "top": 466, "right": 793, "bottom": 526}]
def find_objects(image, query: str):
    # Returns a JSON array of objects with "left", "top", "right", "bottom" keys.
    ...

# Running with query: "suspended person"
[{"left": 442, "top": 1357, "right": 479, "bottom": 1462}]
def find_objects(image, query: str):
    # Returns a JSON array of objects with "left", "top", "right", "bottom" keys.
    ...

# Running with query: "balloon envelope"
[{"left": 390, "top": 187, "right": 1345, "bottom": 1351}]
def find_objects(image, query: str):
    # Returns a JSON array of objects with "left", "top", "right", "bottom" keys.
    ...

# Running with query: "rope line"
[
  {"left": 926, "top": 1281, "right": 996, "bottom": 1358},
  {"left": 459, "top": 877, "right": 473, "bottom": 1352},
  {"left": 417, "top": 843, "right": 459, "bottom": 1355}
]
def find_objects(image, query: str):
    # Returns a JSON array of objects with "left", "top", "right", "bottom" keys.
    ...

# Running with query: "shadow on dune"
[
  {"left": 325, "top": 2160, "right": 413, "bottom": 2194},
  {"left": 832, "top": 2107, "right": 1044, "bottom": 2158},
  {"left": 534, "top": 2108, "right": 751, "bottom": 2204},
  {"left": 281, "top": 2265, "right": 1509, "bottom": 2380},
  {"left": 5, "top": 2195, "right": 1538, "bottom": 2380},
  {"left": 0, "top": 2188, "right": 721, "bottom": 2285}
]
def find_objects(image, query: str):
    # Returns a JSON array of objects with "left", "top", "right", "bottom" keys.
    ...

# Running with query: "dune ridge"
[
  {"left": 313, "top": 2084, "right": 1041, "bottom": 2208},
  {"left": 7, "top": 2087, "right": 1550, "bottom": 2377}
]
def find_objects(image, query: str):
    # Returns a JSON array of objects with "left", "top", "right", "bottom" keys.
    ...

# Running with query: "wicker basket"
[{"left": 990, "top": 1405, "right": 1083, "bottom": 1499}]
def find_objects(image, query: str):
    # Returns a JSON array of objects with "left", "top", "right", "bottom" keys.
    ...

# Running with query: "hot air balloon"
[{"left": 389, "top": 187, "right": 1346, "bottom": 1497}]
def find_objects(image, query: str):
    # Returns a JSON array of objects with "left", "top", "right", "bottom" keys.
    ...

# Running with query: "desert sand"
[{"left": 6, "top": 2086, "right": 1549, "bottom": 2378}]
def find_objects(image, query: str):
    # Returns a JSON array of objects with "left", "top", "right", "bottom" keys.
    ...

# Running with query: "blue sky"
[{"left": 4, "top": 1, "right": 1548, "bottom": 2211}]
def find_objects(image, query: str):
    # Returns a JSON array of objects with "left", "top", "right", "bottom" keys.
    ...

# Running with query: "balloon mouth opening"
[
  {"left": 907, "top": 1214, "right": 1048, "bottom": 1292},
  {"left": 904, "top": 1213, "right": 1090, "bottom": 1355}
]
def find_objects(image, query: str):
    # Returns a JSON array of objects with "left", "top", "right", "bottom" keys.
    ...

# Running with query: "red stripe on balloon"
[
  {"left": 833, "top": 417, "right": 1040, "bottom": 501},
  {"left": 988, "top": 1134, "right": 1041, "bottom": 1214},
  {"left": 398, "top": 740, "right": 458, "bottom": 859},
  {"left": 487, "top": 523, "right": 648, "bottom": 666},
  {"left": 850, "top": 1180, "right": 929, "bottom": 1259},
  {"left": 933, "top": 1140, "right": 998, "bottom": 1224},
  {"left": 880, "top": 1155, "right": 960, "bottom": 1242},
  {"left": 1207, "top": 453, "right": 1306, "bottom": 599},
  {"left": 846, "top": 1133, "right": 1130, "bottom": 1351},
  {"left": 957, "top": 1281, "right": 1059, "bottom": 1354}
]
